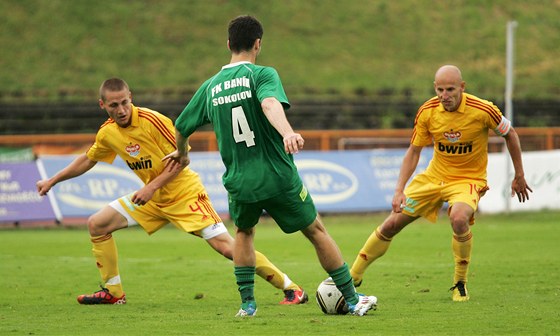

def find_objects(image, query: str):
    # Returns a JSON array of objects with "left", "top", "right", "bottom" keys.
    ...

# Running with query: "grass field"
[{"left": 1, "top": 211, "right": 559, "bottom": 335}]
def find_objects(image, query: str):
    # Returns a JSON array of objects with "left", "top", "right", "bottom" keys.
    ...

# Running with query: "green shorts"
[{"left": 229, "top": 183, "right": 317, "bottom": 233}]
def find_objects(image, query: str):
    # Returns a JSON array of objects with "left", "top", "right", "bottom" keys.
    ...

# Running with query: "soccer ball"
[{"left": 315, "top": 279, "right": 349, "bottom": 315}]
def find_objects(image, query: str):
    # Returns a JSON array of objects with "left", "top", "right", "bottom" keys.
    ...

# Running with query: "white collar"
[{"left": 222, "top": 61, "right": 252, "bottom": 70}]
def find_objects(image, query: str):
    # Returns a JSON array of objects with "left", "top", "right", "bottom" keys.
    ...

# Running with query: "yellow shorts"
[
  {"left": 402, "top": 172, "right": 488, "bottom": 223},
  {"left": 114, "top": 182, "right": 222, "bottom": 236}
]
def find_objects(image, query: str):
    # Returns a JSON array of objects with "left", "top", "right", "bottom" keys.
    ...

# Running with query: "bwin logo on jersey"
[
  {"left": 126, "top": 157, "right": 153, "bottom": 170},
  {"left": 438, "top": 142, "right": 473, "bottom": 155},
  {"left": 443, "top": 130, "right": 461, "bottom": 143},
  {"left": 125, "top": 143, "right": 141, "bottom": 157}
]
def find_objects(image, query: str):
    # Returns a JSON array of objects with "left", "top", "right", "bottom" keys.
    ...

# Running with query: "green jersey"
[{"left": 175, "top": 61, "right": 300, "bottom": 202}]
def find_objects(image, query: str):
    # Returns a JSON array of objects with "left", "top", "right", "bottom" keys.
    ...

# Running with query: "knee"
[
  {"left": 236, "top": 227, "right": 255, "bottom": 238},
  {"left": 379, "top": 225, "right": 397, "bottom": 239},
  {"left": 379, "top": 216, "right": 403, "bottom": 238},
  {"left": 302, "top": 220, "right": 327, "bottom": 243},
  {"left": 449, "top": 213, "right": 470, "bottom": 234},
  {"left": 87, "top": 215, "right": 108, "bottom": 236}
]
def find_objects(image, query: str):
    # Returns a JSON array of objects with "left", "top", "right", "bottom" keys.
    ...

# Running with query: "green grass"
[
  {"left": 1, "top": 211, "right": 559, "bottom": 335},
  {"left": 0, "top": 0, "right": 558, "bottom": 102}
]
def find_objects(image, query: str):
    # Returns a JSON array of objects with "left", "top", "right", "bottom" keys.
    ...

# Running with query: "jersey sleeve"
[
  {"left": 175, "top": 80, "right": 212, "bottom": 138},
  {"left": 145, "top": 110, "right": 178, "bottom": 155},
  {"left": 410, "top": 107, "right": 433, "bottom": 147},
  {"left": 476, "top": 98, "right": 511, "bottom": 136},
  {"left": 254, "top": 67, "right": 290, "bottom": 110},
  {"left": 86, "top": 128, "right": 117, "bottom": 164}
]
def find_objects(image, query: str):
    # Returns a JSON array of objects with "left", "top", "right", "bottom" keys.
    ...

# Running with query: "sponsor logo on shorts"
[
  {"left": 122, "top": 194, "right": 137, "bottom": 211},
  {"left": 403, "top": 197, "right": 418, "bottom": 213},
  {"left": 299, "top": 185, "right": 308, "bottom": 201}
]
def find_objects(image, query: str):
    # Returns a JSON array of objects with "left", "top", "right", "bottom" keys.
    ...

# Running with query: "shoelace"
[
  {"left": 449, "top": 282, "right": 467, "bottom": 296},
  {"left": 97, "top": 285, "right": 110, "bottom": 293},
  {"left": 90, "top": 285, "right": 112, "bottom": 297},
  {"left": 284, "top": 289, "right": 295, "bottom": 300}
]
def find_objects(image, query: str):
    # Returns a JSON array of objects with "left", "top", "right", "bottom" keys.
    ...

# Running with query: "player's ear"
[{"left": 98, "top": 99, "right": 105, "bottom": 110}]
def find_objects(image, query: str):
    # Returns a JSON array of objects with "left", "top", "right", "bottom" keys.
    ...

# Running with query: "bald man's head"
[
  {"left": 434, "top": 65, "right": 465, "bottom": 111},
  {"left": 435, "top": 65, "right": 463, "bottom": 82}
]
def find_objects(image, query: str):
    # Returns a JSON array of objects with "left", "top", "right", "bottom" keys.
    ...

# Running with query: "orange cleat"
[
  {"left": 77, "top": 286, "right": 126, "bottom": 305},
  {"left": 279, "top": 288, "right": 308, "bottom": 305}
]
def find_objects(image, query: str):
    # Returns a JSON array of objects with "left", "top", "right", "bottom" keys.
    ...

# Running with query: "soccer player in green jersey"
[
  {"left": 166, "top": 15, "right": 377, "bottom": 317},
  {"left": 350, "top": 65, "right": 532, "bottom": 302}
]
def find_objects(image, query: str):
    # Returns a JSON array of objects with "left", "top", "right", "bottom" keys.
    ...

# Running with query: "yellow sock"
[
  {"left": 350, "top": 227, "right": 392, "bottom": 284},
  {"left": 255, "top": 251, "right": 298, "bottom": 290},
  {"left": 452, "top": 229, "right": 473, "bottom": 283},
  {"left": 91, "top": 234, "right": 124, "bottom": 297}
]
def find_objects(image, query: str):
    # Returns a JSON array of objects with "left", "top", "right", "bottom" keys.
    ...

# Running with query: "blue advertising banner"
[
  {"left": 0, "top": 162, "right": 58, "bottom": 223},
  {"left": 295, "top": 149, "right": 432, "bottom": 212},
  {"left": 39, "top": 156, "right": 143, "bottom": 217},
  {"left": 191, "top": 149, "right": 432, "bottom": 213},
  {"left": 37, "top": 149, "right": 433, "bottom": 219}
]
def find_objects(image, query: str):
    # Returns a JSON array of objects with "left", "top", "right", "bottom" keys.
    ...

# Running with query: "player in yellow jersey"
[
  {"left": 350, "top": 65, "right": 532, "bottom": 301},
  {"left": 36, "top": 78, "right": 308, "bottom": 305}
]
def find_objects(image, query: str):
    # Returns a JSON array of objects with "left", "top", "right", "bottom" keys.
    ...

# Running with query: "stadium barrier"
[
  {"left": 1, "top": 128, "right": 558, "bottom": 225},
  {"left": 0, "top": 127, "right": 559, "bottom": 155}
]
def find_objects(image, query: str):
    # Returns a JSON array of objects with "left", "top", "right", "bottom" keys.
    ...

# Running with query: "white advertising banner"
[{"left": 479, "top": 150, "right": 560, "bottom": 213}]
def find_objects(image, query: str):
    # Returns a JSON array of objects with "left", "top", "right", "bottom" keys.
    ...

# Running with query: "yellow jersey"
[
  {"left": 86, "top": 104, "right": 196, "bottom": 204},
  {"left": 411, "top": 93, "right": 511, "bottom": 182}
]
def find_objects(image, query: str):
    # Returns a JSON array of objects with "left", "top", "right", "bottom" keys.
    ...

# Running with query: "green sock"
[
  {"left": 328, "top": 263, "right": 359, "bottom": 305},
  {"left": 234, "top": 266, "right": 256, "bottom": 304}
]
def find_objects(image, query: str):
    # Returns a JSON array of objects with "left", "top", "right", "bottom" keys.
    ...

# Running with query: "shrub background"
[{"left": 1, "top": 0, "right": 558, "bottom": 103}]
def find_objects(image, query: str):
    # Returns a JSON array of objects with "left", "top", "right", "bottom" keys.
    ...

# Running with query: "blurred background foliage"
[{"left": 1, "top": 0, "right": 558, "bottom": 104}]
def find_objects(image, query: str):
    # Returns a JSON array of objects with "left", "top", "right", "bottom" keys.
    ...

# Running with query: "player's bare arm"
[
  {"left": 36, "top": 153, "right": 97, "bottom": 196},
  {"left": 163, "top": 130, "right": 190, "bottom": 171},
  {"left": 261, "top": 97, "right": 304, "bottom": 154},
  {"left": 503, "top": 128, "right": 533, "bottom": 202},
  {"left": 392, "top": 144, "right": 422, "bottom": 212},
  {"left": 131, "top": 162, "right": 184, "bottom": 205}
]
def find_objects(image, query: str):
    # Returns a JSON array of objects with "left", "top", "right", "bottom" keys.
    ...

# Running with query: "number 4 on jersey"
[{"left": 232, "top": 106, "right": 255, "bottom": 147}]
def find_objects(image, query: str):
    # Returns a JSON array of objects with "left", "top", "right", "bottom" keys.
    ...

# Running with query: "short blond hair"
[{"left": 99, "top": 78, "right": 129, "bottom": 101}]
